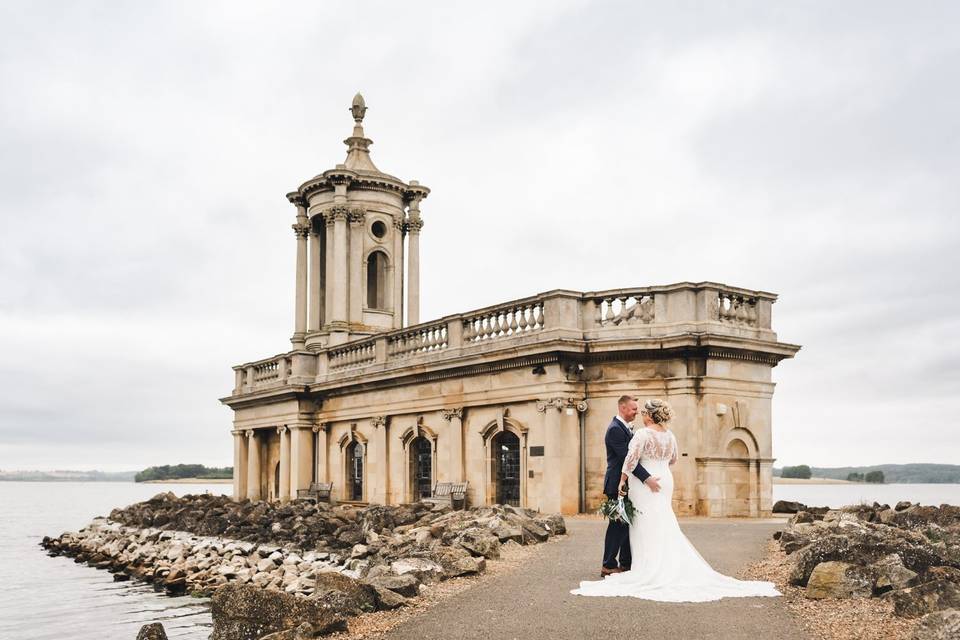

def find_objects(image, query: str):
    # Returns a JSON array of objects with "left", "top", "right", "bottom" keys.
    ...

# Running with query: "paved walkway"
[{"left": 382, "top": 517, "right": 806, "bottom": 640}]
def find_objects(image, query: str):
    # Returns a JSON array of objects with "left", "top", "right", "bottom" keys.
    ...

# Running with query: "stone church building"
[{"left": 221, "top": 95, "right": 800, "bottom": 517}]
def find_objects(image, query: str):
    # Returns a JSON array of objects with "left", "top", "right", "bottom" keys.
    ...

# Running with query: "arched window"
[
  {"left": 409, "top": 437, "right": 433, "bottom": 500},
  {"left": 366, "top": 251, "right": 387, "bottom": 309},
  {"left": 492, "top": 431, "right": 521, "bottom": 506}
]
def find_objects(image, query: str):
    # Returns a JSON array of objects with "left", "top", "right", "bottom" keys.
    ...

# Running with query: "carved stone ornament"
[
  {"left": 536, "top": 398, "right": 564, "bottom": 413},
  {"left": 291, "top": 222, "right": 311, "bottom": 238},
  {"left": 566, "top": 398, "right": 589, "bottom": 413},
  {"left": 327, "top": 205, "right": 349, "bottom": 224},
  {"left": 371, "top": 415, "right": 387, "bottom": 429},
  {"left": 405, "top": 217, "right": 424, "bottom": 234},
  {"left": 441, "top": 407, "right": 463, "bottom": 421},
  {"left": 348, "top": 207, "right": 366, "bottom": 225}
]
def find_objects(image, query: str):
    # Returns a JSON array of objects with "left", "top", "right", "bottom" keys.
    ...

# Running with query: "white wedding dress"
[{"left": 571, "top": 426, "right": 780, "bottom": 602}]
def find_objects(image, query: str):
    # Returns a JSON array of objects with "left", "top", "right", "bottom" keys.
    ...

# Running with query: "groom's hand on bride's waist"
[{"left": 644, "top": 476, "right": 662, "bottom": 492}]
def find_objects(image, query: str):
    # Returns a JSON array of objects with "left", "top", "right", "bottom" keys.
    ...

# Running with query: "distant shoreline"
[
  {"left": 773, "top": 477, "right": 853, "bottom": 485},
  {"left": 140, "top": 478, "right": 233, "bottom": 484}
]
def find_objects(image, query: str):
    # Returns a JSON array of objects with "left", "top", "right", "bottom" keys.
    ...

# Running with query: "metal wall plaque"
[{"left": 529, "top": 446, "right": 545, "bottom": 457}]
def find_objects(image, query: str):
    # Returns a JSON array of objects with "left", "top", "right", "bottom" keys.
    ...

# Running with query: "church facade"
[{"left": 221, "top": 95, "right": 801, "bottom": 517}]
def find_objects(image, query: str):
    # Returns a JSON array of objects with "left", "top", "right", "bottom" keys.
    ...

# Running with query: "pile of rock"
[
  {"left": 775, "top": 501, "right": 960, "bottom": 639},
  {"left": 42, "top": 494, "right": 565, "bottom": 639}
]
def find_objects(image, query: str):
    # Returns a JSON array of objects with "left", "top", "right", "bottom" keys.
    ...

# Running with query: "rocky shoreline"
[
  {"left": 41, "top": 493, "right": 565, "bottom": 639},
  {"left": 770, "top": 500, "right": 960, "bottom": 639}
]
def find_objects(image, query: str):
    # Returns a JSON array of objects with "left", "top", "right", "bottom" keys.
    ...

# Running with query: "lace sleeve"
[
  {"left": 669, "top": 431, "right": 678, "bottom": 465},
  {"left": 622, "top": 430, "right": 647, "bottom": 475}
]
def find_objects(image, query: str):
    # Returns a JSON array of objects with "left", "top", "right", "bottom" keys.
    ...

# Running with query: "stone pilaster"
[
  {"left": 289, "top": 425, "right": 313, "bottom": 497},
  {"left": 313, "top": 423, "right": 330, "bottom": 484},
  {"left": 371, "top": 415, "right": 389, "bottom": 504},
  {"left": 232, "top": 430, "right": 247, "bottom": 500},
  {"left": 349, "top": 208, "right": 365, "bottom": 325},
  {"left": 245, "top": 430, "right": 261, "bottom": 501},
  {"left": 392, "top": 215, "right": 404, "bottom": 328},
  {"left": 324, "top": 216, "right": 335, "bottom": 330},
  {"left": 441, "top": 408, "right": 464, "bottom": 482},
  {"left": 278, "top": 426, "right": 290, "bottom": 502}
]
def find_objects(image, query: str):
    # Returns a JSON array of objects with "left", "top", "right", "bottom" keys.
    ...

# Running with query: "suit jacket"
[{"left": 603, "top": 417, "right": 651, "bottom": 499}]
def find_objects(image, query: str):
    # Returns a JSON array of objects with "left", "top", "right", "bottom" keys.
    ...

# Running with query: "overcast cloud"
[{"left": 1, "top": 1, "right": 957, "bottom": 471}]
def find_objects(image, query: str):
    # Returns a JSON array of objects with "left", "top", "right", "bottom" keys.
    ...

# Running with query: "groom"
[{"left": 601, "top": 395, "right": 661, "bottom": 576}]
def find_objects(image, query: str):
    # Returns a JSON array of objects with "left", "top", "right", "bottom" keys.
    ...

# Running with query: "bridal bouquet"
[{"left": 598, "top": 495, "right": 638, "bottom": 525}]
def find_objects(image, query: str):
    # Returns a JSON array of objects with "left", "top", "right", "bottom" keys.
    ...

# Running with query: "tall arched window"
[{"left": 366, "top": 251, "right": 387, "bottom": 309}]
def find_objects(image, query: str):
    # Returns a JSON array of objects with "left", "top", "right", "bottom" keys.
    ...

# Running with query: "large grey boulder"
[
  {"left": 210, "top": 583, "right": 347, "bottom": 640},
  {"left": 390, "top": 557, "right": 444, "bottom": 583},
  {"left": 887, "top": 580, "right": 960, "bottom": 619},
  {"left": 363, "top": 574, "right": 420, "bottom": 598},
  {"left": 870, "top": 554, "right": 918, "bottom": 594},
  {"left": 911, "top": 608, "right": 960, "bottom": 640},
  {"left": 806, "top": 562, "right": 873, "bottom": 599}
]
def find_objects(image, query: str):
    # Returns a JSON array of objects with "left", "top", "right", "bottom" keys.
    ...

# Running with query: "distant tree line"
[
  {"left": 781, "top": 465, "right": 812, "bottom": 479},
  {"left": 847, "top": 471, "right": 885, "bottom": 483},
  {"left": 772, "top": 464, "right": 959, "bottom": 483},
  {"left": 135, "top": 464, "right": 233, "bottom": 482}
]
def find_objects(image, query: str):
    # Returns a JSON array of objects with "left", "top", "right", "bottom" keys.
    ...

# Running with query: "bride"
[{"left": 571, "top": 399, "right": 780, "bottom": 603}]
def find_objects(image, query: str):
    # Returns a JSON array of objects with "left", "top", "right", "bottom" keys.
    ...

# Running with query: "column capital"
[
  {"left": 245, "top": 429, "right": 255, "bottom": 438},
  {"left": 536, "top": 398, "right": 564, "bottom": 413},
  {"left": 327, "top": 205, "right": 349, "bottom": 224},
  {"left": 371, "top": 415, "right": 387, "bottom": 429},
  {"left": 292, "top": 222, "right": 310, "bottom": 238},
  {"left": 348, "top": 207, "right": 366, "bottom": 226},
  {"left": 405, "top": 217, "right": 424, "bottom": 234},
  {"left": 441, "top": 407, "right": 463, "bottom": 421},
  {"left": 277, "top": 425, "right": 289, "bottom": 434},
  {"left": 567, "top": 397, "right": 589, "bottom": 413},
  {"left": 312, "top": 421, "right": 331, "bottom": 434}
]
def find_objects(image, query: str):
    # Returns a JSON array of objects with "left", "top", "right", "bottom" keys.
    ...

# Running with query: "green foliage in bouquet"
[{"left": 598, "top": 495, "right": 638, "bottom": 525}]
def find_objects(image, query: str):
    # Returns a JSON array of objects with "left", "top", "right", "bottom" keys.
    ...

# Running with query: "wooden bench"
[
  {"left": 424, "top": 481, "right": 468, "bottom": 509},
  {"left": 296, "top": 482, "right": 333, "bottom": 503}
]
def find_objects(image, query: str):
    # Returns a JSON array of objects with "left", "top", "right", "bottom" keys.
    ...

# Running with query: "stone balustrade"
[{"left": 231, "top": 282, "right": 781, "bottom": 394}]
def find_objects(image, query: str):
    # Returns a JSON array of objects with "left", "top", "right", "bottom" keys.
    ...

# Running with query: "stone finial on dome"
[
  {"left": 350, "top": 93, "right": 367, "bottom": 124},
  {"left": 343, "top": 92, "right": 378, "bottom": 172}
]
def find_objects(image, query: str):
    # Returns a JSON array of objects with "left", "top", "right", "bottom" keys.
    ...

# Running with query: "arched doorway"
[
  {"left": 492, "top": 431, "right": 520, "bottom": 506},
  {"left": 410, "top": 436, "right": 433, "bottom": 500},
  {"left": 347, "top": 441, "right": 364, "bottom": 501}
]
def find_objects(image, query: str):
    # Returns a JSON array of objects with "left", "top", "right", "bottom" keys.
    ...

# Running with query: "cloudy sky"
[{"left": 1, "top": 2, "right": 957, "bottom": 471}]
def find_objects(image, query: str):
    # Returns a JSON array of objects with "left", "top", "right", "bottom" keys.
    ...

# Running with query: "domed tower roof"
[{"left": 287, "top": 93, "right": 429, "bottom": 205}]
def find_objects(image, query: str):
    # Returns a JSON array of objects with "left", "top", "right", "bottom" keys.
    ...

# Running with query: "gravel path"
[{"left": 380, "top": 517, "right": 807, "bottom": 640}]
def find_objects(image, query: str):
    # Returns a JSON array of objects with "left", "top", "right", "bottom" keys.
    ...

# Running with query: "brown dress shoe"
[{"left": 600, "top": 566, "right": 624, "bottom": 577}]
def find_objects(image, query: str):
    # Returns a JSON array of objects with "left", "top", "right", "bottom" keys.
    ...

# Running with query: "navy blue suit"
[{"left": 602, "top": 417, "right": 651, "bottom": 570}]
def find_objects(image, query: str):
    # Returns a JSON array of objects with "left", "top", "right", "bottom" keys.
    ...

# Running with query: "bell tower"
[{"left": 286, "top": 94, "right": 429, "bottom": 348}]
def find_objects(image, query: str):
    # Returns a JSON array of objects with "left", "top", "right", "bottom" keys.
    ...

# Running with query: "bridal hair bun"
[{"left": 643, "top": 399, "right": 674, "bottom": 424}]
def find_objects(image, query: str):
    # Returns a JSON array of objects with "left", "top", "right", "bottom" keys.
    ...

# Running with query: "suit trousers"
[{"left": 602, "top": 517, "right": 631, "bottom": 569}]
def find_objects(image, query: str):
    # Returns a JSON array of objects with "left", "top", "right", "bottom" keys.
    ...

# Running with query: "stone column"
[
  {"left": 232, "top": 430, "right": 248, "bottom": 500},
  {"left": 289, "top": 425, "right": 312, "bottom": 497},
  {"left": 372, "top": 416, "right": 389, "bottom": 504},
  {"left": 324, "top": 217, "right": 335, "bottom": 329},
  {"left": 441, "top": 408, "right": 464, "bottom": 482},
  {"left": 332, "top": 206, "right": 349, "bottom": 327},
  {"left": 246, "top": 430, "right": 261, "bottom": 501},
  {"left": 314, "top": 423, "right": 330, "bottom": 483},
  {"left": 349, "top": 209, "right": 364, "bottom": 325},
  {"left": 278, "top": 426, "right": 290, "bottom": 502},
  {"left": 308, "top": 224, "right": 322, "bottom": 332},
  {"left": 392, "top": 216, "right": 404, "bottom": 328},
  {"left": 292, "top": 210, "right": 309, "bottom": 349},
  {"left": 406, "top": 216, "right": 422, "bottom": 326}
]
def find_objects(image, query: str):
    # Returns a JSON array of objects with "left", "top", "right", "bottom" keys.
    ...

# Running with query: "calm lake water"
[
  {"left": 0, "top": 481, "right": 228, "bottom": 640},
  {"left": 2, "top": 481, "right": 958, "bottom": 639}
]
